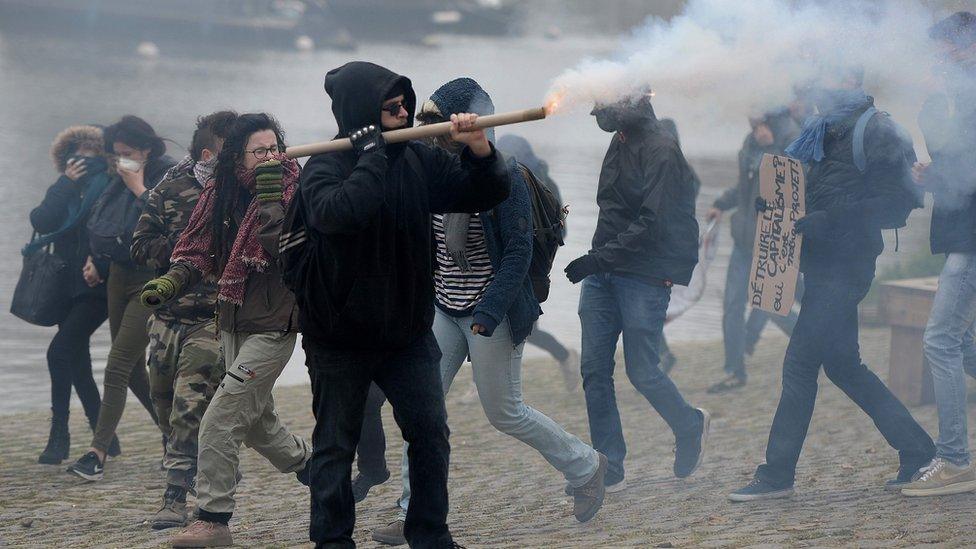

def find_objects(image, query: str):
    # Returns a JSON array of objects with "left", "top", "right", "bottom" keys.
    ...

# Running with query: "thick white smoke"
[{"left": 547, "top": 0, "right": 944, "bottom": 155}]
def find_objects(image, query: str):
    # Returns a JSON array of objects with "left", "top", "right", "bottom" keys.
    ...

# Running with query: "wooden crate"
[{"left": 878, "top": 277, "right": 938, "bottom": 406}]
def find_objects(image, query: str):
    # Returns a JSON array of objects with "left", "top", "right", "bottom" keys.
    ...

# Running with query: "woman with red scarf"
[{"left": 141, "top": 113, "right": 311, "bottom": 548}]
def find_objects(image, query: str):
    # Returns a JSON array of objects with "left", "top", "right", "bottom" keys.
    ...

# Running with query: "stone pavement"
[{"left": 1, "top": 328, "right": 974, "bottom": 548}]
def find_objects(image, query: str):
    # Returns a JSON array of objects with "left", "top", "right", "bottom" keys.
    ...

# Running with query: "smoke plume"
[{"left": 547, "top": 0, "right": 944, "bottom": 155}]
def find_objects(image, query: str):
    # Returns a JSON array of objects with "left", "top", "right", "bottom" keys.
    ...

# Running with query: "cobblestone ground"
[{"left": 1, "top": 328, "right": 974, "bottom": 548}]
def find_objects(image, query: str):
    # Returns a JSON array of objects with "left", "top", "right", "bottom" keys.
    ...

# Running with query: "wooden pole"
[{"left": 286, "top": 107, "right": 547, "bottom": 159}]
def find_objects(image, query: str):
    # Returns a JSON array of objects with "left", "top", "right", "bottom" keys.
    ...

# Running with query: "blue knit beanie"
[{"left": 428, "top": 78, "right": 496, "bottom": 141}]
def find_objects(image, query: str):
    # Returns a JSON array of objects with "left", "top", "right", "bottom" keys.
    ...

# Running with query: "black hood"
[
  {"left": 324, "top": 61, "right": 416, "bottom": 138},
  {"left": 591, "top": 94, "right": 658, "bottom": 133}
]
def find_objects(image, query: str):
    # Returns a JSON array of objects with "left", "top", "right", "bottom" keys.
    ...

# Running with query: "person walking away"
[
  {"left": 902, "top": 11, "right": 976, "bottom": 497},
  {"left": 67, "top": 115, "right": 175, "bottom": 480},
  {"left": 565, "top": 92, "right": 710, "bottom": 493},
  {"left": 371, "top": 79, "right": 607, "bottom": 546},
  {"left": 32, "top": 125, "right": 112, "bottom": 464},
  {"left": 496, "top": 133, "right": 580, "bottom": 391},
  {"left": 141, "top": 113, "right": 312, "bottom": 547},
  {"left": 706, "top": 112, "right": 802, "bottom": 394},
  {"left": 130, "top": 111, "right": 237, "bottom": 528},
  {"left": 729, "top": 66, "right": 935, "bottom": 502},
  {"left": 297, "top": 61, "right": 510, "bottom": 548}
]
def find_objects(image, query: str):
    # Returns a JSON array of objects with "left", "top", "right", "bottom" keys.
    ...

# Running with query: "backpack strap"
[{"left": 852, "top": 106, "right": 878, "bottom": 173}]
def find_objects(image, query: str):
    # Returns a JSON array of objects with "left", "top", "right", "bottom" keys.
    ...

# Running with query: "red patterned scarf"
[{"left": 171, "top": 154, "right": 300, "bottom": 305}]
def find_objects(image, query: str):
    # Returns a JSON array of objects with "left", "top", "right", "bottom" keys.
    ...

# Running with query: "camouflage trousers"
[{"left": 147, "top": 316, "right": 223, "bottom": 489}]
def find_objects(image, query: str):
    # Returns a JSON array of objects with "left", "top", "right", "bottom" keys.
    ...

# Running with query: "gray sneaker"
[
  {"left": 573, "top": 453, "right": 608, "bottom": 523},
  {"left": 372, "top": 519, "right": 406, "bottom": 546}
]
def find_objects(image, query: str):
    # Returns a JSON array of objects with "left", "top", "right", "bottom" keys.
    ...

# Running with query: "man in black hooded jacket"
[
  {"left": 565, "top": 93, "right": 709, "bottom": 492},
  {"left": 297, "top": 61, "right": 510, "bottom": 548}
]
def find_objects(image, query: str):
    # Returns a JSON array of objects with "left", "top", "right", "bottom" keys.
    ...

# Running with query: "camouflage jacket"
[{"left": 131, "top": 161, "right": 217, "bottom": 325}]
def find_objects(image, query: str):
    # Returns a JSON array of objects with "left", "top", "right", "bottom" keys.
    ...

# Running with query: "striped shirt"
[{"left": 433, "top": 213, "right": 494, "bottom": 314}]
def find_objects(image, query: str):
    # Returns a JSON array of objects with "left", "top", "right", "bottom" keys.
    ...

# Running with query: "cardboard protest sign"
[{"left": 749, "top": 154, "right": 804, "bottom": 316}]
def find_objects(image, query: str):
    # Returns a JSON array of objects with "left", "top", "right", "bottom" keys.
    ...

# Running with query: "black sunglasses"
[{"left": 382, "top": 102, "right": 405, "bottom": 116}]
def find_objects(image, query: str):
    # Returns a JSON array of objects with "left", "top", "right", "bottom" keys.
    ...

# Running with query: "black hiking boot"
[{"left": 38, "top": 412, "right": 70, "bottom": 464}]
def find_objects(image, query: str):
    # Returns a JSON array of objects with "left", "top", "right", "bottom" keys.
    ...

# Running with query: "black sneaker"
[
  {"left": 885, "top": 460, "right": 932, "bottom": 491},
  {"left": 352, "top": 469, "right": 390, "bottom": 503},
  {"left": 728, "top": 478, "right": 795, "bottom": 502},
  {"left": 674, "top": 408, "right": 710, "bottom": 478},
  {"left": 67, "top": 451, "right": 104, "bottom": 481}
]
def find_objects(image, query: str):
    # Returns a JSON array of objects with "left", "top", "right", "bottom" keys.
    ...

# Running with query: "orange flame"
[{"left": 544, "top": 90, "right": 565, "bottom": 116}]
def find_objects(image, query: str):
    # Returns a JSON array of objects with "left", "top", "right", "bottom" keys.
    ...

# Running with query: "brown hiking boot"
[
  {"left": 170, "top": 520, "right": 232, "bottom": 548},
  {"left": 573, "top": 453, "right": 608, "bottom": 522},
  {"left": 151, "top": 486, "right": 188, "bottom": 530},
  {"left": 372, "top": 519, "right": 406, "bottom": 546}
]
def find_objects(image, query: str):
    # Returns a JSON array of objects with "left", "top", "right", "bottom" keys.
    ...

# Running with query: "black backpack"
[
  {"left": 515, "top": 163, "right": 566, "bottom": 303},
  {"left": 852, "top": 107, "right": 924, "bottom": 230}
]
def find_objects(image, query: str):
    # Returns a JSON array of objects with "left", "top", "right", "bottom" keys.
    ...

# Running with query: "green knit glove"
[
  {"left": 255, "top": 159, "right": 283, "bottom": 203},
  {"left": 141, "top": 274, "right": 180, "bottom": 308}
]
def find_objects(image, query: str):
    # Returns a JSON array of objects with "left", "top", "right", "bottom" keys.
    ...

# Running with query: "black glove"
[
  {"left": 794, "top": 211, "right": 831, "bottom": 239},
  {"left": 565, "top": 254, "right": 602, "bottom": 284},
  {"left": 755, "top": 197, "right": 770, "bottom": 213},
  {"left": 350, "top": 125, "right": 385, "bottom": 156}
]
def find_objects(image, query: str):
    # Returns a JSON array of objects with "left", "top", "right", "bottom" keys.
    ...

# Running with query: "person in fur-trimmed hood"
[{"left": 30, "top": 125, "right": 112, "bottom": 465}]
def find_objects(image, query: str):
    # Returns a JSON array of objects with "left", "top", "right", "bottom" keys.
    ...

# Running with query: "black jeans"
[
  {"left": 305, "top": 331, "right": 452, "bottom": 548},
  {"left": 48, "top": 297, "right": 109, "bottom": 420},
  {"left": 755, "top": 258, "right": 935, "bottom": 488},
  {"left": 357, "top": 383, "right": 389, "bottom": 479}
]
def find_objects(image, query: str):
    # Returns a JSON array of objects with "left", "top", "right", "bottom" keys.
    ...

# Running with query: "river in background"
[{"left": 0, "top": 27, "right": 931, "bottom": 414}]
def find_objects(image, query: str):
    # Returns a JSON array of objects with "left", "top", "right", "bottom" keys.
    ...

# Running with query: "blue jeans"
[
  {"left": 398, "top": 309, "right": 600, "bottom": 517},
  {"left": 924, "top": 252, "right": 976, "bottom": 467},
  {"left": 578, "top": 273, "right": 701, "bottom": 483},
  {"left": 755, "top": 259, "right": 934, "bottom": 488},
  {"left": 723, "top": 244, "right": 801, "bottom": 378}
]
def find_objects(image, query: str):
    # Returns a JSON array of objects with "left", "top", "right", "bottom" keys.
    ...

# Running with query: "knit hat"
[{"left": 428, "top": 78, "right": 496, "bottom": 141}]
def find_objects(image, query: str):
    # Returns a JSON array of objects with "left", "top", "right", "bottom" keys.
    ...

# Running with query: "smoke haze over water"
[{"left": 548, "top": 0, "right": 944, "bottom": 156}]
